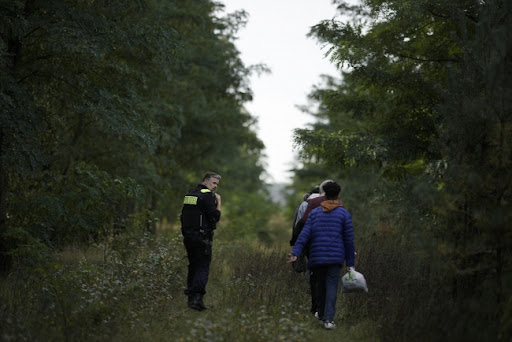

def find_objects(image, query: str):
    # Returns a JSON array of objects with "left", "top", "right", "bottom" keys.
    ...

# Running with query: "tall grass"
[{"left": 0, "top": 231, "right": 379, "bottom": 341}]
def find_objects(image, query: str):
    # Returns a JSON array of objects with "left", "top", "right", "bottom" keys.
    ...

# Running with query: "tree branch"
[{"left": 396, "top": 54, "right": 458, "bottom": 63}]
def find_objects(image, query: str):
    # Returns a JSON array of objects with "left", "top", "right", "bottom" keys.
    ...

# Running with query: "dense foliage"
[
  {"left": 0, "top": 0, "right": 272, "bottom": 270},
  {"left": 292, "top": 0, "right": 511, "bottom": 340}
]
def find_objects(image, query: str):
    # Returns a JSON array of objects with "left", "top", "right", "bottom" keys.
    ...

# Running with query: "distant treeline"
[
  {"left": 290, "top": 0, "right": 511, "bottom": 340},
  {"left": 0, "top": 0, "right": 275, "bottom": 269}
]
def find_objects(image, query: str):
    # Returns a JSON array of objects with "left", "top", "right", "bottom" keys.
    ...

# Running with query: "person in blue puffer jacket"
[{"left": 287, "top": 180, "right": 355, "bottom": 330}]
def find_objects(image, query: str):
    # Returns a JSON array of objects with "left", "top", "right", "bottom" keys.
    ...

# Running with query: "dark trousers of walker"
[
  {"left": 183, "top": 231, "right": 212, "bottom": 296},
  {"left": 304, "top": 245, "right": 319, "bottom": 314},
  {"left": 311, "top": 264, "right": 342, "bottom": 322},
  {"left": 309, "top": 268, "right": 319, "bottom": 314}
]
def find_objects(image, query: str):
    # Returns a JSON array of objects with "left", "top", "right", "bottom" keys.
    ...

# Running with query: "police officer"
[{"left": 180, "top": 172, "right": 222, "bottom": 311}]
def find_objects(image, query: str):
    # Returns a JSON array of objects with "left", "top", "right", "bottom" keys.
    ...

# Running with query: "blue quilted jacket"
[{"left": 292, "top": 201, "right": 355, "bottom": 267}]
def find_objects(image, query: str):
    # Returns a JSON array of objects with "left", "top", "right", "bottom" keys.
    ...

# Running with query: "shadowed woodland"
[{"left": 1, "top": 0, "right": 511, "bottom": 341}]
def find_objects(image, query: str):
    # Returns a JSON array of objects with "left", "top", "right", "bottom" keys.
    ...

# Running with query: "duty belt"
[{"left": 182, "top": 227, "right": 210, "bottom": 235}]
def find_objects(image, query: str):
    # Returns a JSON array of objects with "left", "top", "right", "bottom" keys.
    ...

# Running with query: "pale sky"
[{"left": 220, "top": 0, "right": 341, "bottom": 184}]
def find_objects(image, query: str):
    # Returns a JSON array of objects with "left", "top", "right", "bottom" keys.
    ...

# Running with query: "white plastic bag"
[{"left": 341, "top": 267, "right": 368, "bottom": 293}]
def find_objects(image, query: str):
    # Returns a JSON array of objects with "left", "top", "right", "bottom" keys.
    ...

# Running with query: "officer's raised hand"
[{"left": 215, "top": 193, "right": 221, "bottom": 210}]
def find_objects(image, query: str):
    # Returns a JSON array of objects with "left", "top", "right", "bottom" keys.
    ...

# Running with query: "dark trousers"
[
  {"left": 309, "top": 267, "right": 319, "bottom": 314},
  {"left": 183, "top": 232, "right": 212, "bottom": 296},
  {"left": 304, "top": 244, "right": 319, "bottom": 314},
  {"left": 311, "top": 264, "right": 342, "bottom": 321}
]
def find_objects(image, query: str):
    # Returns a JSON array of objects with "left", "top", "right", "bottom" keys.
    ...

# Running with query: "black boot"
[
  {"left": 196, "top": 294, "right": 208, "bottom": 311},
  {"left": 188, "top": 294, "right": 207, "bottom": 311}
]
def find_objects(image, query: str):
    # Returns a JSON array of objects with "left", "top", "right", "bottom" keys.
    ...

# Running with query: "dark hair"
[
  {"left": 302, "top": 192, "right": 311, "bottom": 201},
  {"left": 322, "top": 181, "right": 341, "bottom": 200},
  {"left": 302, "top": 185, "right": 320, "bottom": 201},
  {"left": 319, "top": 179, "right": 334, "bottom": 194},
  {"left": 202, "top": 172, "right": 221, "bottom": 182}
]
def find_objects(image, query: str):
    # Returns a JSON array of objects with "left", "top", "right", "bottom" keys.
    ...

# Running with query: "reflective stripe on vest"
[{"left": 183, "top": 196, "right": 198, "bottom": 205}]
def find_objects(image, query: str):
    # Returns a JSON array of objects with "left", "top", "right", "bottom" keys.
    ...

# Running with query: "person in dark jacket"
[
  {"left": 181, "top": 172, "right": 222, "bottom": 311},
  {"left": 290, "top": 185, "right": 320, "bottom": 247},
  {"left": 287, "top": 181, "right": 355, "bottom": 330},
  {"left": 289, "top": 185, "right": 320, "bottom": 274}
]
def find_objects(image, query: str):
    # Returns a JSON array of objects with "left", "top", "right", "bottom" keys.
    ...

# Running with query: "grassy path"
[
  {"left": 1, "top": 234, "right": 380, "bottom": 342},
  {"left": 156, "top": 241, "right": 381, "bottom": 342}
]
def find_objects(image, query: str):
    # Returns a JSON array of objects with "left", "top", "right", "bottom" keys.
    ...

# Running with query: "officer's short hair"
[{"left": 202, "top": 172, "right": 221, "bottom": 182}]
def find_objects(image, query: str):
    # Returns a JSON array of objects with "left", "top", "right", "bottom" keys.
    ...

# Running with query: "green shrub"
[{"left": 0, "top": 232, "right": 186, "bottom": 341}]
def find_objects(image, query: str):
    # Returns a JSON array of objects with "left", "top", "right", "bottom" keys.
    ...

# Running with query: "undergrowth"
[{"left": 0, "top": 231, "right": 378, "bottom": 342}]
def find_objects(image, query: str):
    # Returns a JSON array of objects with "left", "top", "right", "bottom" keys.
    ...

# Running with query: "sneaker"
[
  {"left": 324, "top": 321, "right": 336, "bottom": 330},
  {"left": 314, "top": 312, "right": 319, "bottom": 319}
]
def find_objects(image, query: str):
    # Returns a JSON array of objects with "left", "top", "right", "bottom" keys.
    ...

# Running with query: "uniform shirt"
[{"left": 181, "top": 184, "right": 220, "bottom": 232}]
